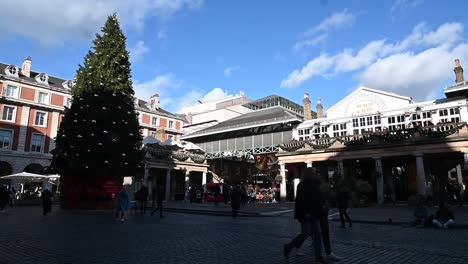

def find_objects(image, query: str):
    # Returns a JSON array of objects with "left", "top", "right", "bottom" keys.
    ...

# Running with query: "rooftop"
[{"left": 182, "top": 106, "right": 303, "bottom": 139}]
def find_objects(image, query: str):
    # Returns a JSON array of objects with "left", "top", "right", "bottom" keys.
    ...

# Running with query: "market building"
[
  {"left": 181, "top": 94, "right": 316, "bottom": 198},
  {"left": 277, "top": 60, "right": 468, "bottom": 203}
]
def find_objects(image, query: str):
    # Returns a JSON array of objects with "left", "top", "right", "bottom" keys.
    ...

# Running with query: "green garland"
[
  {"left": 279, "top": 143, "right": 304, "bottom": 152},
  {"left": 307, "top": 139, "right": 336, "bottom": 149}
]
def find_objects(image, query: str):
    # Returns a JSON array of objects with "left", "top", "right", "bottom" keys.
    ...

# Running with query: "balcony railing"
[{"left": 281, "top": 122, "right": 467, "bottom": 152}]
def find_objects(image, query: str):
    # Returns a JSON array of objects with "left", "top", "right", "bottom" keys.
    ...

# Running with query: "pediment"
[{"left": 326, "top": 87, "right": 412, "bottom": 118}]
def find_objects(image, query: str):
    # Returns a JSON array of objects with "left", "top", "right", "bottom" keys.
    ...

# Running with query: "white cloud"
[
  {"left": 391, "top": 0, "right": 424, "bottom": 14},
  {"left": 200, "top": 87, "right": 229, "bottom": 102},
  {"left": 223, "top": 66, "right": 240, "bottom": 77},
  {"left": 129, "top": 41, "right": 150, "bottom": 63},
  {"left": 134, "top": 74, "right": 182, "bottom": 107},
  {"left": 294, "top": 34, "right": 327, "bottom": 51},
  {"left": 294, "top": 9, "right": 355, "bottom": 50},
  {"left": 134, "top": 75, "right": 230, "bottom": 113},
  {"left": 176, "top": 87, "right": 229, "bottom": 113},
  {"left": 312, "top": 9, "right": 356, "bottom": 33},
  {"left": 281, "top": 54, "right": 335, "bottom": 88},
  {"left": 0, "top": 0, "right": 203, "bottom": 45},
  {"left": 359, "top": 44, "right": 468, "bottom": 100},
  {"left": 282, "top": 22, "right": 468, "bottom": 100}
]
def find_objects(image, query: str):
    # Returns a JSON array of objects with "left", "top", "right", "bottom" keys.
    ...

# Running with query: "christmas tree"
[{"left": 51, "top": 14, "right": 142, "bottom": 206}]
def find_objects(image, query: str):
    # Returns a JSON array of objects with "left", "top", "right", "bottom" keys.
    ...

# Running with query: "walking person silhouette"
[
  {"left": 151, "top": 185, "right": 164, "bottom": 218},
  {"left": 283, "top": 168, "right": 327, "bottom": 263}
]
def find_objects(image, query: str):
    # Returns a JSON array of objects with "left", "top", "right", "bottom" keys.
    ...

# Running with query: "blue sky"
[{"left": 2, "top": 0, "right": 468, "bottom": 113}]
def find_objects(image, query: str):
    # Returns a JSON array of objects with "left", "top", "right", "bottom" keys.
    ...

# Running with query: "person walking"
[
  {"left": 41, "top": 187, "right": 53, "bottom": 216},
  {"left": 230, "top": 185, "right": 242, "bottom": 218},
  {"left": 223, "top": 184, "right": 231, "bottom": 204},
  {"left": 0, "top": 185, "right": 9, "bottom": 213},
  {"left": 214, "top": 185, "right": 220, "bottom": 206},
  {"left": 151, "top": 185, "right": 164, "bottom": 218},
  {"left": 115, "top": 187, "right": 130, "bottom": 222},
  {"left": 283, "top": 168, "right": 327, "bottom": 263},
  {"left": 337, "top": 184, "right": 352, "bottom": 228},
  {"left": 320, "top": 192, "right": 341, "bottom": 262},
  {"left": 432, "top": 203, "right": 456, "bottom": 229},
  {"left": 9, "top": 187, "right": 16, "bottom": 206},
  {"left": 136, "top": 185, "right": 149, "bottom": 214}
]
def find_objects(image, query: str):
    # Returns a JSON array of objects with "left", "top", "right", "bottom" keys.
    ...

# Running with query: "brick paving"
[{"left": 0, "top": 206, "right": 467, "bottom": 264}]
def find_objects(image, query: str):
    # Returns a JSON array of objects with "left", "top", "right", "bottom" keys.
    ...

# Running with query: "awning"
[{"left": 0, "top": 172, "right": 50, "bottom": 182}]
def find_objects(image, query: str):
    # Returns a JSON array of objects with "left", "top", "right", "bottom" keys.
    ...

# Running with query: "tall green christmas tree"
[{"left": 51, "top": 15, "right": 142, "bottom": 203}]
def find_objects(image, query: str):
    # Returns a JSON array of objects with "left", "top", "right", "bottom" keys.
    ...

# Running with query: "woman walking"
[{"left": 115, "top": 187, "right": 129, "bottom": 222}]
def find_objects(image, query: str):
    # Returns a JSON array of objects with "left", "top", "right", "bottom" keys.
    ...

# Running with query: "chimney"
[
  {"left": 303, "top": 93, "right": 312, "bottom": 120},
  {"left": 454, "top": 59, "right": 464, "bottom": 83},
  {"left": 150, "top": 94, "right": 160, "bottom": 110},
  {"left": 21, "top": 56, "right": 32, "bottom": 77},
  {"left": 316, "top": 99, "right": 323, "bottom": 118}
]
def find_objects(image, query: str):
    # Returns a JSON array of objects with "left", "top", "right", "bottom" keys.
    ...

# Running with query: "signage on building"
[{"left": 344, "top": 92, "right": 388, "bottom": 116}]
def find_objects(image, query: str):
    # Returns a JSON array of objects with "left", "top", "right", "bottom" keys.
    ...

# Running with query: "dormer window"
[
  {"left": 36, "top": 73, "right": 49, "bottom": 85},
  {"left": 62, "top": 80, "right": 75, "bottom": 90},
  {"left": 4, "top": 65, "right": 19, "bottom": 77}
]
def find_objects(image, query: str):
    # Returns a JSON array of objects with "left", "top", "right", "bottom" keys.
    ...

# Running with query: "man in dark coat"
[
  {"left": 0, "top": 185, "right": 9, "bottom": 212},
  {"left": 136, "top": 185, "right": 149, "bottom": 214},
  {"left": 337, "top": 184, "right": 352, "bottom": 228},
  {"left": 214, "top": 185, "right": 221, "bottom": 206},
  {"left": 42, "top": 187, "right": 53, "bottom": 216},
  {"left": 223, "top": 184, "right": 231, "bottom": 204},
  {"left": 150, "top": 185, "right": 164, "bottom": 218},
  {"left": 283, "top": 168, "right": 326, "bottom": 263},
  {"left": 230, "top": 185, "right": 242, "bottom": 218}
]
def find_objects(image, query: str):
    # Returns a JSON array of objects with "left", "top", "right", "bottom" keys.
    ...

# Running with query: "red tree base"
[{"left": 60, "top": 176, "right": 121, "bottom": 210}]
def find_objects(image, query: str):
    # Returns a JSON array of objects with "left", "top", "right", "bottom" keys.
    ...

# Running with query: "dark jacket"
[
  {"left": 230, "top": 187, "right": 242, "bottom": 210},
  {"left": 337, "top": 189, "right": 350, "bottom": 208},
  {"left": 294, "top": 179, "right": 324, "bottom": 222}
]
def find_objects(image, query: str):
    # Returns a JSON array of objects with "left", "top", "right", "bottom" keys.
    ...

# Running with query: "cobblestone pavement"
[{"left": 0, "top": 206, "right": 467, "bottom": 264}]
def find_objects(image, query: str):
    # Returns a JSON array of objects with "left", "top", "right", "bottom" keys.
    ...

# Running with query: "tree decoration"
[{"left": 50, "top": 14, "right": 143, "bottom": 194}]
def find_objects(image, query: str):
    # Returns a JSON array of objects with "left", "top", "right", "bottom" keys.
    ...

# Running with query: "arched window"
[
  {"left": 23, "top": 163, "right": 45, "bottom": 175},
  {"left": 0, "top": 161, "right": 13, "bottom": 176}
]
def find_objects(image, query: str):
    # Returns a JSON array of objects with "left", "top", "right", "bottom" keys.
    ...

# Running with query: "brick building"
[{"left": 0, "top": 57, "right": 184, "bottom": 179}]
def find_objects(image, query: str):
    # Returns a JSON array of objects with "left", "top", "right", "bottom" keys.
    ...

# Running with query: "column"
[
  {"left": 374, "top": 157, "right": 384, "bottom": 204},
  {"left": 336, "top": 159, "right": 344, "bottom": 178},
  {"left": 144, "top": 167, "right": 151, "bottom": 200},
  {"left": 463, "top": 151, "right": 468, "bottom": 169},
  {"left": 48, "top": 112, "right": 60, "bottom": 151},
  {"left": 415, "top": 154, "right": 427, "bottom": 195},
  {"left": 293, "top": 178, "right": 300, "bottom": 199},
  {"left": 280, "top": 163, "right": 287, "bottom": 202},
  {"left": 17, "top": 106, "right": 30, "bottom": 151},
  {"left": 456, "top": 164, "right": 463, "bottom": 186},
  {"left": 202, "top": 171, "right": 207, "bottom": 192},
  {"left": 165, "top": 169, "right": 171, "bottom": 201},
  {"left": 185, "top": 170, "right": 190, "bottom": 190},
  {"left": 143, "top": 167, "right": 150, "bottom": 185},
  {"left": 293, "top": 165, "right": 300, "bottom": 199}
]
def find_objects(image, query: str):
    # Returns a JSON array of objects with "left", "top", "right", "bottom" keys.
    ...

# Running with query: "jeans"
[
  {"left": 139, "top": 200, "right": 147, "bottom": 214},
  {"left": 432, "top": 219, "right": 455, "bottom": 228},
  {"left": 339, "top": 207, "right": 352, "bottom": 227},
  {"left": 320, "top": 213, "right": 331, "bottom": 255},
  {"left": 286, "top": 218, "right": 322, "bottom": 260}
]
